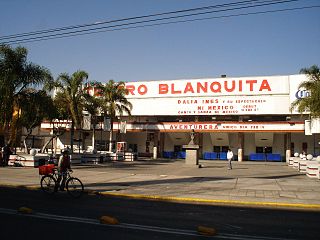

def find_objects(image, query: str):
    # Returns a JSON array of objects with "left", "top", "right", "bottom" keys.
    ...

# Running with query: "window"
[
  {"left": 213, "top": 146, "right": 221, "bottom": 152},
  {"left": 256, "top": 147, "right": 263, "bottom": 153}
]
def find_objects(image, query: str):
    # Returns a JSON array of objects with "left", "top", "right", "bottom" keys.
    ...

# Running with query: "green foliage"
[
  {"left": 291, "top": 65, "right": 320, "bottom": 117},
  {"left": 54, "top": 70, "right": 89, "bottom": 128},
  {"left": 0, "top": 44, "right": 53, "bottom": 143},
  {"left": 96, "top": 80, "right": 132, "bottom": 121},
  {"left": 17, "top": 89, "right": 56, "bottom": 132}
]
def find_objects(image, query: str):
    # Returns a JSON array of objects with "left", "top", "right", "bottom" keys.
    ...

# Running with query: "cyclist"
[{"left": 55, "top": 149, "right": 72, "bottom": 191}]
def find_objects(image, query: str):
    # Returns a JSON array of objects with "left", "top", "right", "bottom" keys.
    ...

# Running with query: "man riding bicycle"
[{"left": 55, "top": 149, "right": 72, "bottom": 191}]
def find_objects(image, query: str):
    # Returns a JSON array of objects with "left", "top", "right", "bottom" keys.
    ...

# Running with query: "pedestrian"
[
  {"left": 55, "top": 149, "right": 72, "bottom": 191},
  {"left": 0, "top": 146, "right": 3, "bottom": 166},
  {"left": 227, "top": 148, "right": 233, "bottom": 170},
  {"left": 300, "top": 151, "right": 307, "bottom": 160},
  {"left": 3, "top": 144, "right": 12, "bottom": 166}
]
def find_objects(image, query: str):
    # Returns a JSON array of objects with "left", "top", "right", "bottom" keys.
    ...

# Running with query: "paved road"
[
  {"left": 1, "top": 187, "right": 320, "bottom": 240},
  {"left": 0, "top": 159, "right": 319, "bottom": 209}
]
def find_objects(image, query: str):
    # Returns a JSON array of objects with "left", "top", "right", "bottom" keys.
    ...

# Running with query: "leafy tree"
[
  {"left": 0, "top": 44, "right": 53, "bottom": 145},
  {"left": 291, "top": 65, "right": 320, "bottom": 117},
  {"left": 96, "top": 80, "right": 132, "bottom": 151},
  {"left": 16, "top": 89, "right": 56, "bottom": 152}
]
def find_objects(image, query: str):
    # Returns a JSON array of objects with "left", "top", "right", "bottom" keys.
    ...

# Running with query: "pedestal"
[
  {"left": 183, "top": 144, "right": 199, "bottom": 165},
  {"left": 238, "top": 148, "right": 243, "bottom": 162},
  {"left": 153, "top": 146, "right": 157, "bottom": 159}
]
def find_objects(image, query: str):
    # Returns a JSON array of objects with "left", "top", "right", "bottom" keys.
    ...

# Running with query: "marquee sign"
[
  {"left": 82, "top": 74, "right": 309, "bottom": 116},
  {"left": 41, "top": 121, "right": 305, "bottom": 132},
  {"left": 125, "top": 76, "right": 290, "bottom": 98},
  {"left": 124, "top": 122, "right": 304, "bottom": 132},
  {"left": 129, "top": 95, "right": 290, "bottom": 115}
]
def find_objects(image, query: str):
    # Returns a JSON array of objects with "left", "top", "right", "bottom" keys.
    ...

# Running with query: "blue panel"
[
  {"left": 177, "top": 151, "right": 186, "bottom": 159},
  {"left": 212, "top": 152, "right": 218, "bottom": 159},
  {"left": 163, "top": 151, "right": 174, "bottom": 158},
  {"left": 250, "top": 153, "right": 266, "bottom": 161},
  {"left": 163, "top": 151, "right": 170, "bottom": 158},
  {"left": 220, "top": 152, "right": 227, "bottom": 160},
  {"left": 267, "top": 154, "right": 281, "bottom": 161},
  {"left": 203, "top": 152, "right": 211, "bottom": 160}
]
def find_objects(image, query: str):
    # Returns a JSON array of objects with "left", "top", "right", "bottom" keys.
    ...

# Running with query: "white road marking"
[{"left": 0, "top": 207, "right": 297, "bottom": 240}]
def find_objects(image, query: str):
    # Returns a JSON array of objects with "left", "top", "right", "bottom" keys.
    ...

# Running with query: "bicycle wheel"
[
  {"left": 40, "top": 175, "right": 56, "bottom": 194},
  {"left": 66, "top": 177, "right": 84, "bottom": 198}
]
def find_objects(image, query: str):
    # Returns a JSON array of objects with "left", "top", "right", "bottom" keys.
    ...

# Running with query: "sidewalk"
[{"left": 1, "top": 159, "right": 320, "bottom": 210}]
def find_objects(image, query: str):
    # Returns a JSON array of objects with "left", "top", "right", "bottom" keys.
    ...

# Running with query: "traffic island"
[{"left": 100, "top": 215, "right": 119, "bottom": 225}]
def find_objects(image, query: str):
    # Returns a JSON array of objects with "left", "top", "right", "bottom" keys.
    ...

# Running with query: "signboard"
[
  {"left": 125, "top": 76, "right": 290, "bottom": 98},
  {"left": 117, "top": 122, "right": 305, "bottom": 132},
  {"left": 82, "top": 114, "right": 91, "bottom": 130},
  {"left": 129, "top": 95, "right": 290, "bottom": 116},
  {"left": 104, "top": 117, "right": 111, "bottom": 131},
  {"left": 120, "top": 121, "right": 127, "bottom": 133},
  {"left": 41, "top": 121, "right": 305, "bottom": 132},
  {"left": 288, "top": 74, "right": 310, "bottom": 114},
  {"left": 124, "top": 74, "right": 308, "bottom": 116}
]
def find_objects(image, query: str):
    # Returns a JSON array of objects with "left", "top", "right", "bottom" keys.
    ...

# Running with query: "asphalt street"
[{"left": 0, "top": 186, "right": 320, "bottom": 240}]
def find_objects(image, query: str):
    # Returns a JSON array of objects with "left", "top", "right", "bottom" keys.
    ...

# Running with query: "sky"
[{"left": 0, "top": 0, "right": 319, "bottom": 83}]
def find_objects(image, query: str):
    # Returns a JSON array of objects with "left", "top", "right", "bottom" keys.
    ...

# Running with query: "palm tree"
[
  {"left": 291, "top": 65, "right": 320, "bottom": 117},
  {"left": 82, "top": 93, "right": 102, "bottom": 151},
  {"left": 0, "top": 44, "right": 53, "bottom": 145},
  {"left": 52, "top": 70, "right": 89, "bottom": 153},
  {"left": 96, "top": 80, "right": 132, "bottom": 151}
]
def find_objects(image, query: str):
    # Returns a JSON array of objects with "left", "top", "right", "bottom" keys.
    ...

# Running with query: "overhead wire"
[
  {"left": 0, "top": 0, "right": 275, "bottom": 40},
  {"left": 2, "top": 0, "right": 317, "bottom": 45},
  {"left": 0, "top": 0, "right": 302, "bottom": 44},
  {"left": 6, "top": 5, "right": 318, "bottom": 45}
]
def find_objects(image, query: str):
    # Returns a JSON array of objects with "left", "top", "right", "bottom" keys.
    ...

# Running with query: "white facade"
[
  {"left": 125, "top": 74, "right": 307, "bottom": 116},
  {"left": 39, "top": 74, "right": 319, "bottom": 160}
]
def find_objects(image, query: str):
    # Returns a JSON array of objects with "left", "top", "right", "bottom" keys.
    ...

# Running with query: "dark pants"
[
  {"left": 3, "top": 154, "right": 9, "bottom": 166},
  {"left": 228, "top": 158, "right": 232, "bottom": 169},
  {"left": 56, "top": 172, "right": 67, "bottom": 191}
]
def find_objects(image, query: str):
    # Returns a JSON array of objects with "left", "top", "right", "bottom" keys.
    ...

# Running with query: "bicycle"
[{"left": 39, "top": 164, "right": 84, "bottom": 198}]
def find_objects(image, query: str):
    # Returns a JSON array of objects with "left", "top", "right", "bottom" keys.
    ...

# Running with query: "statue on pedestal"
[
  {"left": 188, "top": 129, "right": 195, "bottom": 145},
  {"left": 183, "top": 129, "right": 199, "bottom": 165}
]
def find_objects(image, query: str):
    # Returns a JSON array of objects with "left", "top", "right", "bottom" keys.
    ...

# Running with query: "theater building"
[{"left": 40, "top": 74, "right": 320, "bottom": 161}]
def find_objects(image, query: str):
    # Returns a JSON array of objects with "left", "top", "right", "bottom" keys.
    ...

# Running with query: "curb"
[
  {"left": 2, "top": 184, "right": 320, "bottom": 211},
  {"left": 0, "top": 184, "right": 40, "bottom": 191},
  {"left": 97, "top": 191, "right": 320, "bottom": 211}
]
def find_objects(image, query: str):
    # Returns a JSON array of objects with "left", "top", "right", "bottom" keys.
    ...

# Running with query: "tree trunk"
[
  {"left": 70, "top": 120, "right": 75, "bottom": 153},
  {"left": 23, "top": 129, "right": 32, "bottom": 153},
  {"left": 41, "top": 136, "right": 55, "bottom": 153},
  {"left": 109, "top": 118, "right": 113, "bottom": 152},
  {"left": 23, "top": 135, "right": 29, "bottom": 153},
  {"left": 92, "top": 127, "right": 95, "bottom": 151}
]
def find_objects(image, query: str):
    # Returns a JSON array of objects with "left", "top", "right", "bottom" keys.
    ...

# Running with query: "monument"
[{"left": 183, "top": 130, "right": 199, "bottom": 165}]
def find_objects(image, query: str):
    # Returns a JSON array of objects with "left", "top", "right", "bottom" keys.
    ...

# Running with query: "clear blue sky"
[{"left": 0, "top": 0, "right": 319, "bottom": 82}]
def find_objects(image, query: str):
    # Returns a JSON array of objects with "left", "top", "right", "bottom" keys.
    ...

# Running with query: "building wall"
[
  {"left": 273, "top": 133, "right": 285, "bottom": 155},
  {"left": 202, "top": 133, "right": 213, "bottom": 152},
  {"left": 244, "top": 133, "right": 255, "bottom": 157},
  {"left": 125, "top": 132, "right": 146, "bottom": 153},
  {"left": 291, "top": 133, "right": 316, "bottom": 155},
  {"left": 164, "top": 132, "right": 189, "bottom": 152}
]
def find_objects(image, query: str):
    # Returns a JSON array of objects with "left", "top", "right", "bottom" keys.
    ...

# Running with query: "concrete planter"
[
  {"left": 81, "top": 153, "right": 102, "bottom": 164},
  {"left": 70, "top": 154, "right": 82, "bottom": 165},
  {"left": 299, "top": 160, "right": 308, "bottom": 173},
  {"left": 288, "top": 157, "right": 294, "bottom": 166},
  {"left": 8, "top": 154, "right": 49, "bottom": 167},
  {"left": 293, "top": 157, "right": 300, "bottom": 169},
  {"left": 306, "top": 161, "right": 320, "bottom": 179},
  {"left": 104, "top": 152, "right": 136, "bottom": 161}
]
